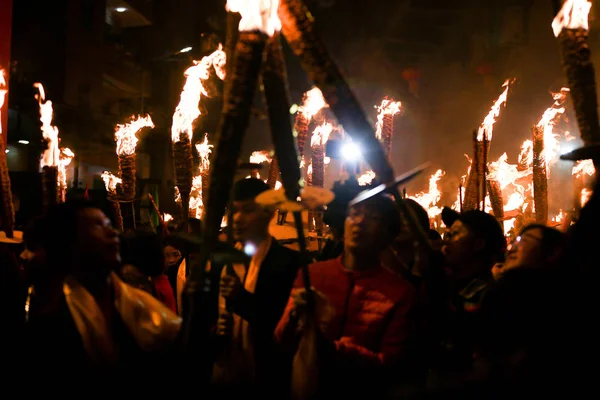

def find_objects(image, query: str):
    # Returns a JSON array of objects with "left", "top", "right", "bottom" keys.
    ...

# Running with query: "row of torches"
[{"left": 0, "top": 0, "right": 596, "bottom": 241}]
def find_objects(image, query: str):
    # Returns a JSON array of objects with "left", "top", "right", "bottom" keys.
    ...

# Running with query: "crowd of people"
[{"left": 0, "top": 173, "right": 598, "bottom": 397}]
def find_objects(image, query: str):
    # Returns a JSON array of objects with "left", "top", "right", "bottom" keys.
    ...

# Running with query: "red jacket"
[
  {"left": 152, "top": 274, "right": 177, "bottom": 313},
  {"left": 275, "top": 256, "right": 416, "bottom": 368}
]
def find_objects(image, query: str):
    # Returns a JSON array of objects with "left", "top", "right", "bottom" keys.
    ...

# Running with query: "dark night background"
[{"left": 5, "top": 0, "right": 600, "bottom": 219}]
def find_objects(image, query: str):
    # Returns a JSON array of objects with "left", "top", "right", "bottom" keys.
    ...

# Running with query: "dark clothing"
[
  {"left": 316, "top": 238, "right": 344, "bottom": 261},
  {"left": 210, "top": 240, "right": 301, "bottom": 396}
]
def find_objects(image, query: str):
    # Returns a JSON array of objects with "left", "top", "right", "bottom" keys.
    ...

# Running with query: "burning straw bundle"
[
  {"left": 115, "top": 115, "right": 154, "bottom": 201},
  {"left": 553, "top": 0, "right": 600, "bottom": 151},
  {"left": 0, "top": 69, "right": 14, "bottom": 238},
  {"left": 376, "top": 99, "right": 402, "bottom": 161},
  {"left": 267, "top": 157, "right": 280, "bottom": 188},
  {"left": 101, "top": 171, "right": 124, "bottom": 232},
  {"left": 278, "top": 0, "right": 393, "bottom": 182}
]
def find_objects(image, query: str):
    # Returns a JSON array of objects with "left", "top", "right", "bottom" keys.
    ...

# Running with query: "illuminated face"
[
  {"left": 77, "top": 208, "right": 121, "bottom": 268},
  {"left": 164, "top": 245, "right": 183, "bottom": 268},
  {"left": 504, "top": 228, "right": 544, "bottom": 271},
  {"left": 344, "top": 204, "right": 389, "bottom": 254},
  {"left": 442, "top": 220, "right": 474, "bottom": 268},
  {"left": 232, "top": 199, "right": 273, "bottom": 243}
]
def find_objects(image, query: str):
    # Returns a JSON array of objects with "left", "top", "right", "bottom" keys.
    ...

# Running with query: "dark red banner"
[{"left": 0, "top": 0, "right": 13, "bottom": 145}]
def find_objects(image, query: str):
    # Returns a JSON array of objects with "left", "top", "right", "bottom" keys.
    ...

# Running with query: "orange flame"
[
  {"left": 226, "top": 0, "right": 281, "bottom": 36},
  {"left": 573, "top": 159, "right": 595, "bottom": 177},
  {"left": 58, "top": 148, "right": 75, "bottom": 190},
  {"left": 536, "top": 88, "right": 569, "bottom": 174},
  {"left": 115, "top": 115, "right": 154, "bottom": 156},
  {"left": 195, "top": 134, "right": 214, "bottom": 172},
  {"left": 311, "top": 122, "right": 333, "bottom": 148},
  {"left": 358, "top": 170, "right": 375, "bottom": 186},
  {"left": 298, "top": 87, "right": 328, "bottom": 120},
  {"left": 375, "top": 99, "right": 402, "bottom": 140},
  {"left": 409, "top": 169, "right": 445, "bottom": 220},
  {"left": 250, "top": 150, "right": 271, "bottom": 165},
  {"left": 34, "top": 83, "right": 61, "bottom": 167},
  {"left": 477, "top": 79, "right": 514, "bottom": 141},
  {"left": 553, "top": 0, "right": 592, "bottom": 37},
  {"left": 101, "top": 171, "right": 122, "bottom": 194},
  {"left": 171, "top": 45, "right": 226, "bottom": 143},
  {"left": 0, "top": 69, "right": 6, "bottom": 134},
  {"left": 163, "top": 213, "right": 174, "bottom": 222}
]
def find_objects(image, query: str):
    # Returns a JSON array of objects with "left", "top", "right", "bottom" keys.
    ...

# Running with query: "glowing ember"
[
  {"left": 115, "top": 115, "right": 154, "bottom": 156},
  {"left": 552, "top": 0, "right": 592, "bottom": 37},
  {"left": 163, "top": 213, "right": 174, "bottom": 222},
  {"left": 477, "top": 79, "right": 513, "bottom": 141},
  {"left": 34, "top": 83, "right": 60, "bottom": 167},
  {"left": 581, "top": 188, "right": 592, "bottom": 206},
  {"left": 171, "top": 45, "right": 226, "bottom": 143},
  {"left": 101, "top": 171, "right": 122, "bottom": 194},
  {"left": 226, "top": 0, "right": 281, "bottom": 36}
]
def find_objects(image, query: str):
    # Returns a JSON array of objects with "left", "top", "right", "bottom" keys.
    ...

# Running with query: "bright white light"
[
  {"left": 18, "top": 140, "right": 29, "bottom": 145},
  {"left": 289, "top": 104, "right": 298, "bottom": 114},
  {"left": 4, "top": 149, "right": 8, "bottom": 153},
  {"left": 341, "top": 142, "right": 361, "bottom": 161},
  {"left": 560, "top": 140, "right": 579, "bottom": 156},
  {"left": 115, "top": 7, "right": 127, "bottom": 13},
  {"left": 179, "top": 47, "right": 192, "bottom": 53},
  {"left": 244, "top": 243, "right": 257, "bottom": 256}
]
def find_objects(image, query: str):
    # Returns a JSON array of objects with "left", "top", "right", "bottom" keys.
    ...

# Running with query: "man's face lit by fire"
[
  {"left": 442, "top": 220, "right": 477, "bottom": 268},
  {"left": 77, "top": 208, "right": 121, "bottom": 269},
  {"left": 232, "top": 199, "right": 273, "bottom": 243},
  {"left": 344, "top": 203, "right": 390, "bottom": 254},
  {"left": 503, "top": 228, "right": 544, "bottom": 272}
]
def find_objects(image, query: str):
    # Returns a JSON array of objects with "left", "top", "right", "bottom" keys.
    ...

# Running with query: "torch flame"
[
  {"left": 101, "top": 171, "right": 122, "bottom": 194},
  {"left": 573, "top": 159, "right": 595, "bottom": 177},
  {"left": 477, "top": 79, "right": 514, "bottom": 141},
  {"left": 311, "top": 122, "right": 333, "bottom": 148},
  {"left": 115, "top": 115, "right": 154, "bottom": 156},
  {"left": 552, "top": 0, "right": 592, "bottom": 37},
  {"left": 171, "top": 45, "right": 226, "bottom": 143},
  {"left": 375, "top": 99, "right": 402, "bottom": 140},
  {"left": 358, "top": 170, "right": 375, "bottom": 186},
  {"left": 536, "top": 88, "right": 570, "bottom": 173},
  {"left": 0, "top": 69, "right": 6, "bottom": 134},
  {"left": 34, "top": 83, "right": 61, "bottom": 167},
  {"left": 250, "top": 150, "right": 271, "bottom": 164},
  {"left": 226, "top": 0, "right": 281, "bottom": 36},
  {"left": 195, "top": 134, "right": 214, "bottom": 172},
  {"left": 298, "top": 87, "right": 328, "bottom": 120},
  {"left": 409, "top": 169, "right": 445, "bottom": 220},
  {"left": 163, "top": 213, "right": 174, "bottom": 222}
]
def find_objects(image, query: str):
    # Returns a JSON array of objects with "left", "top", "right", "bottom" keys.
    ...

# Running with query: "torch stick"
[
  {"left": 279, "top": 0, "right": 393, "bottom": 183},
  {"left": 481, "top": 131, "right": 488, "bottom": 210},
  {"left": 294, "top": 113, "right": 309, "bottom": 159},
  {"left": 487, "top": 179, "right": 504, "bottom": 220},
  {"left": 223, "top": 11, "right": 241, "bottom": 106},
  {"left": 532, "top": 125, "right": 548, "bottom": 223},
  {"left": 0, "top": 137, "right": 14, "bottom": 239},
  {"left": 382, "top": 113, "right": 394, "bottom": 161},
  {"left": 173, "top": 137, "right": 193, "bottom": 231},
  {"left": 262, "top": 32, "right": 312, "bottom": 289},
  {"left": 266, "top": 156, "right": 280, "bottom": 189},
  {"left": 118, "top": 153, "right": 136, "bottom": 201},
  {"left": 555, "top": 26, "right": 600, "bottom": 165},
  {"left": 111, "top": 200, "right": 124, "bottom": 233},
  {"left": 41, "top": 166, "right": 59, "bottom": 210},
  {"left": 185, "top": 29, "right": 267, "bottom": 307}
]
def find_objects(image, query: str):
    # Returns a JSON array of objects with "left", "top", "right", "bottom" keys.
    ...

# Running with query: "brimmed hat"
[{"left": 441, "top": 207, "right": 506, "bottom": 258}]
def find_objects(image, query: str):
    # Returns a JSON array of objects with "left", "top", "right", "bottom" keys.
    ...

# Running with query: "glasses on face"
[
  {"left": 347, "top": 208, "right": 384, "bottom": 224},
  {"left": 507, "top": 233, "right": 542, "bottom": 251}
]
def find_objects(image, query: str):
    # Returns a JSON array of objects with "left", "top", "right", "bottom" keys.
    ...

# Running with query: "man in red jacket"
[{"left": 275, "top": 193, "right": 417, "bottom": 396}]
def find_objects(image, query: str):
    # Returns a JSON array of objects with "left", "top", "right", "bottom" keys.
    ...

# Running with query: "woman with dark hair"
[
  {"left": 121, "top": 229, "right": 177, "bottom": 312},
  {"left": 493, "top": 224, "right": 566, "bottom": 280}
]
